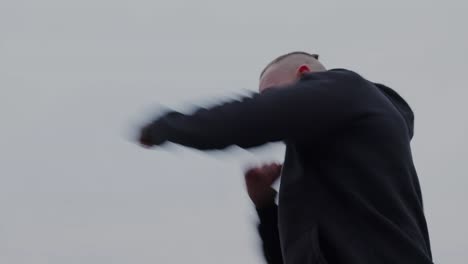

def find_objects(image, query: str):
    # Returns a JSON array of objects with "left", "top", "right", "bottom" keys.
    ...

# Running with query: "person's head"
[{"left": 259, "top": 51, "right": 326, "bottom": 93}]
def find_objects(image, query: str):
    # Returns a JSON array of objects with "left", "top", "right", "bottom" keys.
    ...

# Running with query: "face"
[{"left": 259, "top": 64, "right": 311, "bottom": 93}]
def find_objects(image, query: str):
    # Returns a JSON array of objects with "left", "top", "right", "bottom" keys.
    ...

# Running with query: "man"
[{"left": 138, "top": 52, "right": 433, "bottom": 263}]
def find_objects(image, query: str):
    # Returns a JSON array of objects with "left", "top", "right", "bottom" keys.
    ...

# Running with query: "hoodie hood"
[{"left": 374, "top": 83, "right": 415, "bottom": 139}]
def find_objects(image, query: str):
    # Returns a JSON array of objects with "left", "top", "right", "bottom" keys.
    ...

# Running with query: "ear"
[{"left": 296, "top": 64, "right": 311, "bottom": 77}]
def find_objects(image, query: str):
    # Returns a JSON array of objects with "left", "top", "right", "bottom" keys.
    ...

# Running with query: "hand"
[
  {"left": 245, "top": 163, "right": 282, "bottom": 208},
  {"left": 138, "top": 123, "right": 156, "bottom": 148}
]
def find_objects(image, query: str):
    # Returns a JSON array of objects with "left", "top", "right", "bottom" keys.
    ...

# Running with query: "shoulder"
[
  {"left": 299, "top": 69, "right": 370, "bottom": 91},
  {"left": 299, "top": 68, "right": 366, "bottom": 86}
]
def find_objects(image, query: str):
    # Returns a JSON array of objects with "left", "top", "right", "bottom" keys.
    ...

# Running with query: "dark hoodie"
[{"left": 141, "top": 69, "right": 433, "bottom": 264}]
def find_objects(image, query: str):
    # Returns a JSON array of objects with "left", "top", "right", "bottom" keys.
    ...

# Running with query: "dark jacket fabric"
[
  {"left": 143, "top": 69, "right": 433, "bottom": 264},
  {"left": 257, "top": 203, "right": 283, "bottom": 264}
]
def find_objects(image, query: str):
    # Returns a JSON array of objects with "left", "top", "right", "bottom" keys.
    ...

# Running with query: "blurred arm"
[{"left": 140, "top": 70, "right": 364, "bottom": 150}]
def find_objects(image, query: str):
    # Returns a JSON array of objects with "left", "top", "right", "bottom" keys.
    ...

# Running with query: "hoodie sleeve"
[
  {"left": 141, "top": 69, "right": 366, "bottom": 150},
  {"left": 256, "top": 203, "right": 283, "bottom": 264}
]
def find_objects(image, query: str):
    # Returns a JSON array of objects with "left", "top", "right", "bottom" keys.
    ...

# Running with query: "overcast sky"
[{"left": 1, "top": 0, "right": 467, "bottom": 263}]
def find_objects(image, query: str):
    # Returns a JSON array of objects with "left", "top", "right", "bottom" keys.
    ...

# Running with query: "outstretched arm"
[{"left": 139, "top": 69, "right": 365, "bottom": 150}]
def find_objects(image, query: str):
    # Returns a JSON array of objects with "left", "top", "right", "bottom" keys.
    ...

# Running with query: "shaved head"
[{"left": 259, "top": 51, "right": 326, "bottom": 93}]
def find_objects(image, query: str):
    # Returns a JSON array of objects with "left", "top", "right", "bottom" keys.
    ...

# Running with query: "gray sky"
[{"left": 1, "top": 0, "right": 467, "bottom": 263}]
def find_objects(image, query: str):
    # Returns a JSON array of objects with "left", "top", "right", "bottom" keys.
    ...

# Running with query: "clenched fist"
[{"left": 245, "top": 163, "right": 282, "bottom": 208}]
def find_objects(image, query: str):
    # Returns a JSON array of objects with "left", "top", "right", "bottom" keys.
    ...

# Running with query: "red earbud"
[{"left": 298, "top": 65, "right": 310, "bottom": 75}]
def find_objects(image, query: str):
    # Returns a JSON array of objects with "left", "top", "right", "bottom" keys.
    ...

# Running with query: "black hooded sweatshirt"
[{"left": 142, "top": 69, "right": 433, "bottom": 264}]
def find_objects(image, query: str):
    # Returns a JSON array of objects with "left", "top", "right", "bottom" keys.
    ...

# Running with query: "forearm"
[
  {"left": 141, "top": 93, "right": 285, "bottom": 150},
  {"left": 256, "top": 202, "right": 283, "bottom": 264}
]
